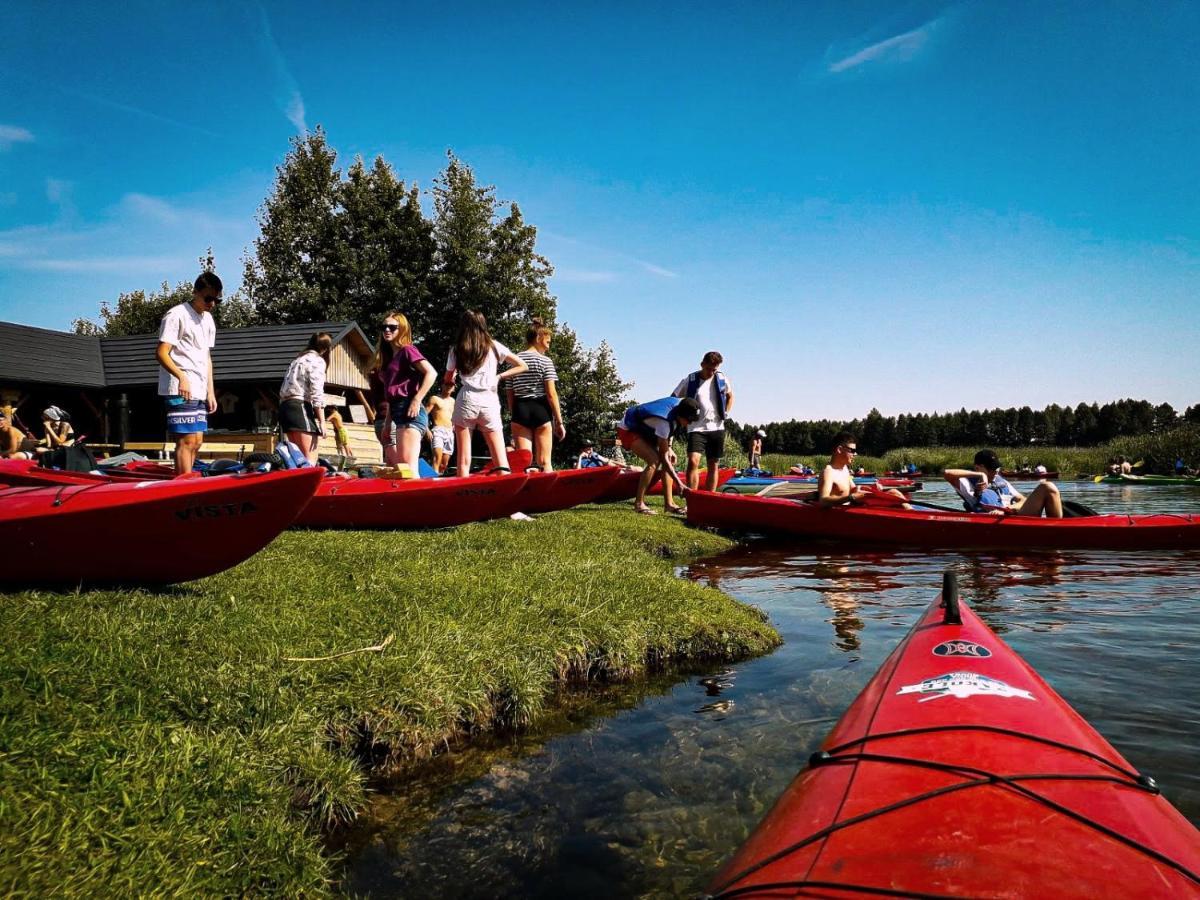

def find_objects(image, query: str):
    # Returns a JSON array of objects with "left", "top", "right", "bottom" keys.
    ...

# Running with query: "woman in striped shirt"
[
  {"left": 278, "top": 332, "right": 332, "bottom": 463},
  {"left": 506, "top": 318, "right": 565, "bottom": 471}
]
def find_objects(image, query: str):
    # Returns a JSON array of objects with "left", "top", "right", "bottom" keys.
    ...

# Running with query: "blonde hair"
[{"left": 372, "top": 312, "right": 412, "bottom": 371}]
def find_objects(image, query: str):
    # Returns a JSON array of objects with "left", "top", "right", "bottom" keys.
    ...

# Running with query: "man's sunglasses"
[
  {"left": 201, "top": 294, "right": 222, "bottom": 305},
  {"left": 840, "top": 445, "right": 859, "bottom": 454}
]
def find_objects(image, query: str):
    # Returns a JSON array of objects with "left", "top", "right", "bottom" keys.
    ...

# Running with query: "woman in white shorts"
[{"left": 443, "top": 310, "right": 527, "bottom": 476}]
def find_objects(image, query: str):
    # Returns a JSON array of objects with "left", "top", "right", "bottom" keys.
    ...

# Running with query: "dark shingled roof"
[
  {"left": 0, "top": 322, "right": 105, "bottom": 388},
  {"left": 1, "top": 319, "right": 371, "bottom": 389},
  {"left": 101, "top": 321, "right": 370, "bottom": 386}
]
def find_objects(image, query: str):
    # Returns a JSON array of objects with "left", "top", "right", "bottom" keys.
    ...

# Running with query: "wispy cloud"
[
  {"left": 553, "top": 269, "right": 618, "bottom": 284},
  {"left": 827, "top": 13, "right": 948, "bottom": 74},
  {"left": 0, "top": 191, "right": 251, "bottom": 281},
  {"left": 255, "top": 4, "right": 307, "bottom": 132},
  {"left": 640, "top": 262, "right": 678, "bottom": 279},
  {"left": 0, "top": 124, "right": 34, "bottom": 150},
  {"left": 53, "top": 86, "right": 222, "bottom": 138}
]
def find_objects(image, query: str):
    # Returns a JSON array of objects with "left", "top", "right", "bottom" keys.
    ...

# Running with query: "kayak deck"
[{"left": 708, "top": 574, "right": 1200, "bottom": 898}]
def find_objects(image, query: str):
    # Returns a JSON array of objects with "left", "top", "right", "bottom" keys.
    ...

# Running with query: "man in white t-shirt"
[
  {"left": 672, "top": 350, "right": 734, "bottom": 492},
  {"left": 156, "top": 271, "right": 220, "bottom": 474}
]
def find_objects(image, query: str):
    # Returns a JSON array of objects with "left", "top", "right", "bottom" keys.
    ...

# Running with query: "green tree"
[
  {"left": 548, "top": 326, "right": 632, "bottom": 457},
  {"left": 242, "top": 127, "right": 348, "bottom": 324},
  {"left": 73, "top": 250, "right": 248, "bottom": 335}
]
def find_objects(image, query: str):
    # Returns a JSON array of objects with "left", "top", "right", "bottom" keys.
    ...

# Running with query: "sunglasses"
[
  {"left": 201, "top": 294, "right": 221, "bottom": 305},
  {"left": 382, "top": 324, "right": 399, "bottom": 332},
  {"left": 841, "top": 445, "right": 859, "bottom": 454}
]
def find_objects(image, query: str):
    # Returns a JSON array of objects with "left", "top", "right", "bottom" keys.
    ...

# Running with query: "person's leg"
[
  {"left": 1014, "top": 482, "right": 1062, "bottom": 518},
  {"left": 383, "top": 425, "right": 403, "bottom": 466},
  {"left": 174, "top": 433, "right": 198, "bottom": 475},
  {"left": 481, "top": 427, "right": 510, "bottom": 472},
  {"left": 629, "top": 435, "right": 662, "bottom": 512},
  {"left": 685, "top": 451, "right": 702, "bottom": 490},
  {"left": 289, "top": 430, "right": 316, "bottom": 463},
  {"left": 399, "top": 424, "right": 423, "bottom": 475},
  {"left": 511, "top": 421, "right": 533, "bottom": 452},
  {"left": 454, "top": 425, "right": 473, "bottom": 476},
  {"left": 532, "top": 422, "right": 553, "bottom": 471}
]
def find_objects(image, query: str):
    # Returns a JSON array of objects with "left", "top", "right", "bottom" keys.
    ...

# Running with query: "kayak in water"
[
  {"left": 708, "top": 572, "right": 1200, "bottom": 898},
  {"left": 685, "top": 489, "right": 1200, "bottom": 550}
]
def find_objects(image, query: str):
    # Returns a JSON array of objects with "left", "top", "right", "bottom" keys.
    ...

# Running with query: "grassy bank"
[
  {"left": 0, "top": 500, "right": 778, "bottom": 897},
  {"left": 758, "top": 425, "right": 1200, "bottom": 478}
]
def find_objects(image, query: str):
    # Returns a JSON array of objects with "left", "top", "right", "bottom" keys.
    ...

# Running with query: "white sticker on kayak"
[{"left": 897, "top": 671, "right": 1035, "bottom": 703}]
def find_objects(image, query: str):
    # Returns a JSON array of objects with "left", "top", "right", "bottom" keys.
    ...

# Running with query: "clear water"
[{"left": 339, "top": 482, "right": 1200, "bottom": 898}]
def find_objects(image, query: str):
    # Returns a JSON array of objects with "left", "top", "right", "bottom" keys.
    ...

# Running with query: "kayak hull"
[
  {"left": 518, "top": 466, "right": 620, "bottom": 514},
  {"left": 709, "top": 584, "right": 1200, "bottom": 898},
  {"left": 686, "top": 489, "right": 1200, "bottom": 550},
  {"left": 1099, "top": 474, "right": 1200, "bottom": 486},
  {"left": 0, "top": 468, "right": 323, "bottom": 587},
  {"left": 293, "top": 472, "right": 529, "bottom": 529},
  {"left": 596, "top": 466, "right": 737, "bottom": 502}
]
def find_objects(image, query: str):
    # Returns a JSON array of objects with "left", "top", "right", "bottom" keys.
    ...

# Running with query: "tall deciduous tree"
[{"left": 242, "top": 127, "right": 347, "bottom": 323}]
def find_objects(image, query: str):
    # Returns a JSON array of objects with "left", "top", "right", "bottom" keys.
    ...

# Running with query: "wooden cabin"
[{"left": 0, "top": 319, "right": 383, "bottom": 461}]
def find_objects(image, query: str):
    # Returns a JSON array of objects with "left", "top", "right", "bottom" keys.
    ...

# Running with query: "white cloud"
[
  {"left": 827, "top": 14, "right": 946, "bottom": 74},
  {"left": 256, "top": 4, "right": 308, "bottom": 132},
  {"left": 553, "top": 269, "right": 618, "bottom": 283},
  {"left": 0, "top": 125, "right": 34, "bottom": 150},
  {"left": 640, "top": 262, "right": 679, "bottom": 278}
]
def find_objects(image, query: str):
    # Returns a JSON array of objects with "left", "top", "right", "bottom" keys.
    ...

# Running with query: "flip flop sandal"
[{"left": 634, "top": 505, "right": 657, "bottom": 516}]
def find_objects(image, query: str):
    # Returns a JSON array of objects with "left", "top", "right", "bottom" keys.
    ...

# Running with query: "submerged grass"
[{"left": 0, "top": 499, "right": 777, "bottom": 897}]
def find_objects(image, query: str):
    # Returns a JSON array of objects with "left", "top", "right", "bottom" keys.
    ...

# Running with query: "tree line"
[
  {"left": 727, "top": 399, "right": 1200, "bottom": 457},
  {"left": 73, "top": 129, "right": 630, "bottom": 455}
]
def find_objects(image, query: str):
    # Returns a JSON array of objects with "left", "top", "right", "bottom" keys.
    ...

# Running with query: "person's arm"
[
  {"left": 407, "top": 359, "right": 438, "bottom": 418},
  {"left": 497, "top": 351, "right": 528, "bottom": 382},
  {"left": 816, "top": 468, "right": 845, "bottom": 506},
  {"left": 306, "top": 357, "right": 326, "bottom": 434},
  {"left": 206, "top": 349, "right": 217, "bottom": 414},
  {"left": 546, "top": 379, "right": 566, "bottom": 441},
  {"left": 156, "top": 343, "right": 192, "bottom": 400},
  {"left": 723, "top": 380, "right": 734, "bottom": 416},
  {"left": 943, "top": 468, "right": 983, "bottom": 487},
  {"left": 505, "top": 385, "right": 516, "bottom": 411}
]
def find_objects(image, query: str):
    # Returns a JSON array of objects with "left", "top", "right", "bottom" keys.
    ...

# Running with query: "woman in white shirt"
[
  {"left": 278, "top": 332, "right": 332, "bottom": 463},
  {"left": 444, "top": 310, "right": 527, "bottom": 476}
]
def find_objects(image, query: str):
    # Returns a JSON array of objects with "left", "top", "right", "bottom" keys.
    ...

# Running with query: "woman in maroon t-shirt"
[{"left": 369, "top": 312, "right": 436, "bottom": 473}]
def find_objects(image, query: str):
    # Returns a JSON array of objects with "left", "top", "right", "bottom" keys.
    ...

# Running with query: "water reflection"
[{"left": 340, "top": 483, "right": 1200, "bottom": 898}]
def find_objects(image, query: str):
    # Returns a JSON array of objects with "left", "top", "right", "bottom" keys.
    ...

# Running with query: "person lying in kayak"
[
  {"left": 945, "top": 449, "right": 1063, "bottom": 518},
  {"left": 818, "top": 432, "right": 908, "bottom": 507},
  {"left": 616, "top": 397, "right": 701, "bottom": 515}
]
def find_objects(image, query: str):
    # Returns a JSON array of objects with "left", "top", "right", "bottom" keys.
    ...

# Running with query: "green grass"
[{"left": 0, "top": 499, "right": 778, "bottom": 897}]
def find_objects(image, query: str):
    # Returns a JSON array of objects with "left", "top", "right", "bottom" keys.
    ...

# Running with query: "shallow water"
[{"left": 340, "top": 482, "right": 1200, "bottom": 898}]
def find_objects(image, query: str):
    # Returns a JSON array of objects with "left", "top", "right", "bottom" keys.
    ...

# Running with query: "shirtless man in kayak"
[
  {"left": 817, "top": 432, "right": 908, "bottom": 507},
  {"left": 945, "top": 449, "right": 1063, "bottom": 518}
]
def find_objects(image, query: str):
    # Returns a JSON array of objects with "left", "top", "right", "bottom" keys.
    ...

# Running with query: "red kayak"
[
  {"left": 293, "top": 472, "right": 529, "bottom": 529},
  {"left": 597, "top": 466, "right": 738, "bottom": 502},
  {"left": 514, "top": 470, "right": 561, "bottom": 511},
  {"left": 518, "top": 466, "right": 619, "bottom": 514},
  {"left": 686, "top": 490, "right": 1200, "bottom": 550},
  {"left": 709, "top": 573, "right": 1200, "bottom": 898},
  {"left": 0, "top": 468, "right": 323, "bottom": 587}
]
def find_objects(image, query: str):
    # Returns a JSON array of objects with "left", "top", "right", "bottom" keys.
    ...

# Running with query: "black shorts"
[
  {"left": 279, "top": 399, "right": 321, "bottom": 435},
  {"left": 512, "top": 396, "right": 553, "bottom": 428},
  {"left": 686, "top": 429, "right": 725, "bottom": 461}
]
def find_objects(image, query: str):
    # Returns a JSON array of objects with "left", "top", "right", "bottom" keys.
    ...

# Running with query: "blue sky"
[{"left": 1, "top": 0, "right": 1197, "bottom": 424}]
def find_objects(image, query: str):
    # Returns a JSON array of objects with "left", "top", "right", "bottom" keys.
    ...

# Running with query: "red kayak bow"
[{"left": 708, "top": 573, "right": 1200, "bottom": 898}]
